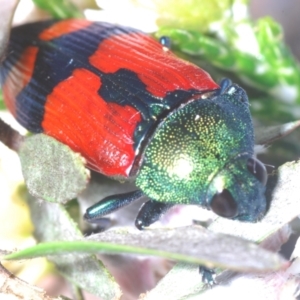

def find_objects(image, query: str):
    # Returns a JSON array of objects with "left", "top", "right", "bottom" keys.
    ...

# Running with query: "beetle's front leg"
[
  {"left": 135, "top": 200, "right": 174, "bottom": 230},
  {"left": 84, "top": 190, "right": 144, "bottom": 223}
]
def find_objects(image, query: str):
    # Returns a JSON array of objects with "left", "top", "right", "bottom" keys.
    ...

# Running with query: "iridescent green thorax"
[{"left": 136, "top": 84, "right": 266, "bottom": 221}]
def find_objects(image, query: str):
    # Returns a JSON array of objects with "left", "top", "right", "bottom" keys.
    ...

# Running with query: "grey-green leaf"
[
  {"left": 19, "top": 134, "right": 89, "bottom": 204},
  {"left": 255, "top": 120, "right": 300, "bottom": 145},
  {"left": 5, "top": 225, "right": 286, "bottom": 273},
  {"left": 27, "top": 195, "right": 121, "bottom": 300}
]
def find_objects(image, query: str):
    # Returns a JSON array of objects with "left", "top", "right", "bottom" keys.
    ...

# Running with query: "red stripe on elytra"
[
  {"left": 42, "top": 68, "right": 141, "bottom": 177},
  {"left": 89, "top": 32, "right": 219, "bottom": 98},
  {"left": 2, "top": 46, "right": 39, "bottom": 116},
  {"left": 39, "top": 19, "right": 92, "bottom": 41}
]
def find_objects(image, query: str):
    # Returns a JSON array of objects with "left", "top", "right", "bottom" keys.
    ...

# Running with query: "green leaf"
[
  {"left": 157, "top": 17, "right": 300, "bottom": 108},
  {"left": 19, "top": 134, "right": 89, "bottom": 204},
  {"left": 0, "top": 91, "right": 6, "bottom": 110},
  {"left": 4, "top": 225, "right": 286, "bottom": 273},
  {"left": 32, "top": 0, "right": 83, "bottom": 18},
  {"left": 155, "top": 0, "right": 234, "bottom": 32}
]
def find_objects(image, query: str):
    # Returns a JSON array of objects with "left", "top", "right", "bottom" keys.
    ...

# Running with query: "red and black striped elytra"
[
  {"left": 0, "top": 19, "right": 267, "bottom": 240},
  {"left": 0, "top": 19, "right": 219, "bottom": 178}
]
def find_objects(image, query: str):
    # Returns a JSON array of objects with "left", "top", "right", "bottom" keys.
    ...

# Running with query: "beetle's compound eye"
[
  {"left": 247, "top": 158, "right": 267, "bottom": 186},
  {"left": 210, "top": 189, "right": 238, "bottom": 218}
]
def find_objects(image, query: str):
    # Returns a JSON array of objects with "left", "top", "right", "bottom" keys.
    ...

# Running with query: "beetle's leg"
[
  {"left": 135, "top": 200, "right": 174, "bottom": 230},
  {"left": 84, "top": 190, "right": 144, "bottom": 223},
  {"left": 199, "top": 266, "right": 216, "bottom": 286}
]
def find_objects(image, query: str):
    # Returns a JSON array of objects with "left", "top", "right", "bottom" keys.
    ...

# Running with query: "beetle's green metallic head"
[
  {"left": 136, "top": 81, "right": 267, "bottom": 222},
  {"left": 206, "top": 155, "right": 267, "bottom": 221}
]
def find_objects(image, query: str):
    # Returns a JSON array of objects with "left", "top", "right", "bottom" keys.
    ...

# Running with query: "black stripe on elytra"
[
  {"left": 2, "top": 21, "right": 203, "bottom": 154},
  {"left": 98, "top": 68, "right": 201, "bottom": 154},
  {"left": 0, "top": 20, "right": 56, "bottom": 87},
  {"left": 10, "top": 21, "right": 135, "bottom": 132}
]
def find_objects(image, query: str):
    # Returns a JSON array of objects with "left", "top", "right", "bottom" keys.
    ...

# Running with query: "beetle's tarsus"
[{"left": 199, "top": 266, "right": 217, "bottom": 287}]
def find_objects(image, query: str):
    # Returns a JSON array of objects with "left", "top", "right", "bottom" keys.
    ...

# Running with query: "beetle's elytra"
[{"left": 0, "top": 19, "right": 267, "bottom": 229}]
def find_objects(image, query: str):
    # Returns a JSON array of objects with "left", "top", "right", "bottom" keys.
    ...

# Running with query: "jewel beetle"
[{"left": 0, "top": 19, "right": 267, "bottom": 229}]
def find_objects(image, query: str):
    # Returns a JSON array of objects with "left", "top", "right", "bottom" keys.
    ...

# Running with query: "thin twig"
[{"left": 0, "top": 117, "right": 24, "bottom": 151}]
